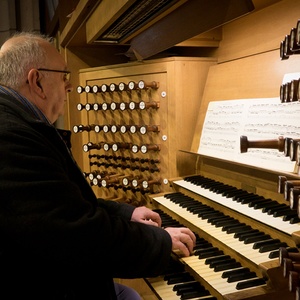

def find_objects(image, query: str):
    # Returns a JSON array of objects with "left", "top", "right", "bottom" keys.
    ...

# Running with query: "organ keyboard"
[{"left": 146, "top": 159, "right": 300, "bottom": 299}]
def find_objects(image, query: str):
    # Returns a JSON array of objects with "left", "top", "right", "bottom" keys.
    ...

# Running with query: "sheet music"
[{"left": 198, "top": 98, "right": 300, "bottom": 172}]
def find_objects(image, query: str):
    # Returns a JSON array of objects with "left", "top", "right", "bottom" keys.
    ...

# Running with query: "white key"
[
  {"left": 174, "top": 179, "right": 300, "bottom": 235},
  {"left": 182, "top": 255, "right": 266, "bottom": 296},
  {"left": 154, "top": 196, "right": 273, "bottom": 264}
]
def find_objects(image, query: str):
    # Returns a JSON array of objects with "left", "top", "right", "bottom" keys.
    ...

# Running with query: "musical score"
[{"left": 198, "top": 98, "right": 300, "bottom": 173}]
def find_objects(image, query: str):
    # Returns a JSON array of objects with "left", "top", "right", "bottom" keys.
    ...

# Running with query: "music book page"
[{"left": 198, "top": 98, "right": 300, "bottom": 172}]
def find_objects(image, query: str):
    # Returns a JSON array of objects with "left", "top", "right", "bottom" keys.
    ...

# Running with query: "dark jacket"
[{"left": 0, "top": 92, "right": 172, "bottom": 299}]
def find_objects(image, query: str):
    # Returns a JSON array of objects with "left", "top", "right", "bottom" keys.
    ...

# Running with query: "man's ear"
[{"left": 27, "top": 69, "right": 45, "bottom": 99}]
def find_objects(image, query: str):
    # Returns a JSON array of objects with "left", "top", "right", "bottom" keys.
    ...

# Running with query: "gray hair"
[{"left": 0, "top": 32, "right": 52, "bottom": 90}]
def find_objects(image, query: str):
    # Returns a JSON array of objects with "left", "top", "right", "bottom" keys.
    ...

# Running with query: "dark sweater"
[{"left": 0, "top": 92, "right": 172, "bottom": 299}]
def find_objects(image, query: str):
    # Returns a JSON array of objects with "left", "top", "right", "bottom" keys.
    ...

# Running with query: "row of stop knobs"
[
  {"left": 84, "top": 171, "right": 162, "bottom": 191},
  {"left": 90, "top": 161, "right": 159, "bottom": 173},
  {"left": 83, "top": 141, "right": 160, "bottom": 154},
  {"left": 279, "top": 246, "right": 300, "bottom": 298},
  {"left": 280, "top": 78, "right": 300, "bottom": 103},
  {"left": 89, "top": 154, "right": 160, "bottom": 172},
  {"left": 278, "top": 176, "right": 300, "bottom": 213},
  {"left": 280, "top": 19, "right": 300, "bottom": 60},
  {"left": 77, "top": 100, "right": 159, "bottom": 111},
  {"left": 77, "top": 80, "right": 159, "bottom": 94},
  {"left": 73, "top": 124, "right": 160, "bottom": 135}
]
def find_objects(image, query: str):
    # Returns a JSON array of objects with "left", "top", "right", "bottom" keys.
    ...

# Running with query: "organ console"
[
  {"left": 74, "top": 69, "right": 300, "bottom": 300},
  {"left": 54, "top": 0, "right": 300, "bottom": 298}
]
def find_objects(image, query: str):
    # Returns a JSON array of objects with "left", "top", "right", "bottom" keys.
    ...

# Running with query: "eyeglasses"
[{"left": 38, "top": 68, "right": 71, "bottom": 81}]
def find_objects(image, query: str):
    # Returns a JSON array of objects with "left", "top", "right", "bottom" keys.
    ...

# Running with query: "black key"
[
  {"left": 198, "top": 250, "right": 224, "bottom": 259},
  {"left": 236, "top": 278, "right": 266, "bottom": 290},
  {"left": 246, "top": 196, "right": 266, "bottom": 207},
  {"left": 195, "top": 247, "right": 219, "bottom": 255},
  {"left": 197, "top": 208, "right": 216, "bottom": 216},
  {"left": 207, "top": 215, "right": 227, "bottom": 224},
  {"left": 259, "top": 242, "right": 287, "bottom": 253},
  {"left": 225, "top": 190, "right": 248, "bottom": 198},
  {"left": 290, "top": 216, "right": 300, "bottom": 224},
  {"left": 191, "top": 206, "right": 211, "bottom": 214},
  {"left": 273, "top": 208, "right": 294, "bottom": 217},
  {"left": 268, "top": 250, "right": 280, "bottom": 259},
  {"left": 210, "top": 258, "right": 236, "bottom": 269},
  {"left": 232, "top": 192, "right": 255, "bottom": 201},
  {"left": 200, "top": 212, "right": 221, "bottom": 219},
  {"left": 253, "top": 238, "right": 279, "bottom": 249},
  {"left": 181, "top": 289, "right": 211, "bottom": 299},
  {"left": 221, "top": 187, "right": 240, "bottom": 196},
  {"left": 173, "top": 281, "right": 202, "bottom": 292},
  {"left": 222, "top": 267, "right": 250, "bottom": 278},
  {"left": 211, "top": 217, "right": 234, "bottom": 226},
  {"left": 260, "top": 202, "right": 283, "bottom": 212},
  {"left": 248, "top": 198, "right": 269, "bottom": 207},
  {"left": 244, "top": 234, "right": 271, "bottom": 244},
  {"left": 237, "top": 230, "right": 262, "bottom": 241},
  {"left": 205, "top": 255, "right": 231, "bottom": 265},
  {"left": 166, "top": 272, "right": 194, "bottom": 284},
  {"left": 253, "top": 199, "right": 275, "bottom": 209},
  {"left": 214, "top": 261, "right": 241, "bottom": 272},
  {"left": 194, "top": 242, "right": 213, "bottom": 250},
  {"left": 228, "top": 271, "right": 256, "bottom": 283},
  {"left": 266, "top": 204, "right": 288, "bottom": 214},
  {"left": 222, "top": 222, "right": 246, "bottom": 233},
  {"left": 283, "top": 211, "right": 298, "bottom": 221},
  {"left": 241, "top": 195, "right": 264, "bottom": 205},
  {"left": 214, "top": 219, "right": 239, "bottom": 228},
  {"left": 181, "top": 201, "right": 197, "bottom": 208},
  {"left": 228, "top": 225, "right": 252, "bottom": 234}
]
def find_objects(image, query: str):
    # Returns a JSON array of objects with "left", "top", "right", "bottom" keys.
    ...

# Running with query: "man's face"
[{"left": 39, "top": 43, "right": 73, "bottom": 123}]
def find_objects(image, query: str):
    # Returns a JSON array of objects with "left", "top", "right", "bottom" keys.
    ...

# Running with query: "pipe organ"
[{"left": 58, "top": 0, "right": 300, "bottom": 298}]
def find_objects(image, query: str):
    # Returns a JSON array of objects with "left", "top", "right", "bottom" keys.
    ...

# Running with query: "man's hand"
[
  {"left": 131, "top": 206, "right": 162, "bottom": 227},
  {"left": 164, "top": 227, "right": 196, "bottom": 257}
]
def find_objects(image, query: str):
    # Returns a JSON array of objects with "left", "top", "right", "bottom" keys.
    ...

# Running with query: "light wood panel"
[{"left": 215, "top": 0, "right": 300, "bottom": 63}]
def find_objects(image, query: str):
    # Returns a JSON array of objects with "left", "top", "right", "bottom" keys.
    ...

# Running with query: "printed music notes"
[{"left": 198, "top": 98, "right": 300, "bottom": 172}]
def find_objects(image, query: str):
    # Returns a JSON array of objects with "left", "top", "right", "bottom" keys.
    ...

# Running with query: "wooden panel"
[{"left": 215, "top": 0, "right": 300, "bottom": 63}]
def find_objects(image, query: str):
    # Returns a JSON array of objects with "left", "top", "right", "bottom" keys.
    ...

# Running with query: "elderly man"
[{"left": 0, "top": 32, "right": 195, "bottom": 299}]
